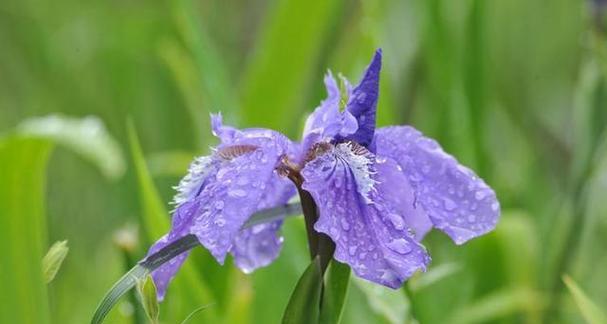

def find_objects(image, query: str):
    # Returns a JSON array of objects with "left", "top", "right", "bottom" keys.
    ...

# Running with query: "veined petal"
[
  {"left": 229, "top": 173, "right": 296, "bottom": 273},
  {"left": 343, "top": 49, "right": 382, "bottom": 148},
  {"left": 301, "top": 142, "right": 430, "bottom": 288},
  {"left": 147, "top": 200, "right": 201, "bottom": 300},
  {"left": 375, "top": 126, "right": 500, "bottom": 244},
  {"left": 148, "top": 119, "right": 296, "bottom": 299},
  {"left": 302, "top": 71, "right": 358, "bottom": 154}
]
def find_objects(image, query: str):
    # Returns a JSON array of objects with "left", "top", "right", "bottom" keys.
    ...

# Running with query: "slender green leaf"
[
  {"left": 0, "top": 137, "right": 53, "bottom": 324},
  {"left": 180, "top": 304, "right": 212, "bottom": 324},
  {"left": 282, "top": 257, "right": 323, "bottom": 324},
  {"left": 562, "top": 275, "right": 607, "bottom": 324},
  {"left": 42, "top": 240, "right": 69, "bottom": 284},
  {"left": 137, "top": 275, "right": 160, "bottom": 324},
  {"left": 408, "top": 263, "right": 462, "bottom": 293},
  {"left": 319, "top": 260, "right": 351, "bottom": 324},
  {"left": 16, "top": 115, "right": 126, "bottom": 180}
]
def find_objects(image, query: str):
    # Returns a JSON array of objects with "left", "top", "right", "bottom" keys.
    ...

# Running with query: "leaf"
[
  {"left": 91, "top": 235, "right": 199, "bottom": 324},
  {"left": 319, "top": 259, "right": 351, "bottom": 324},
  {"left": 0, "top": 137, "right": 53, "bottom": 324},
  {"left": 354, "top": 277, "right": 410, "bottom": 324},
  {"left": 282, "top": 257, "right": 323, "bottom": 324},
  {"left": 180, "top": 304, "right": 212, "bottom": 324},
  {"left": 42, "top": 240, "right": 69, "bottom": 283},
  {"left": 239, "top": 0, "right": 344, "bottom": 133},
  {"left": 137, "top": 275, "right": 160, "bottom": 324},
  {"left": 562, "top": 275, "right": 607, "bottom": 324},
  {"left": 16, "top": 115, "right": 126, "bottom": 180}
]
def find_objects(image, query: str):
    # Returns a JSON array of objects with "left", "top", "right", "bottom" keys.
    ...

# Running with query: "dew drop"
[
  {"left": 340, "top": 218, "right": 351, "bottom": 231},
  {"left": 228, "top": 189, "right": 247, "bottom": 198},
  {"left": 348, "top": 246, "right": 358, "bottom": 256},
  {"left": 387, "top": 213, "right": 405, "bottom": 230},
  {"left": 214, "top": 218, "right": 226, "bottom": 227},
  {"left": 475, "top": 190, "right": 487, "bottom": 201},
  {"left": 467, "top": 214, "right": 476, "bottom": 222},
  {"left": 387, "top": 239, "right": 412, "bottom": 254},
  {"left": 237, "top": 177, "right": 250, "bottom": 186},
  {"left": 443, "top": 198, "right": 457, "bottom": 211},
  {"left": 491, "top": 202, "right": 499, "bottom": 211},
  {"left": 214, "top": 200, "right": 224, "bottom": 210}
]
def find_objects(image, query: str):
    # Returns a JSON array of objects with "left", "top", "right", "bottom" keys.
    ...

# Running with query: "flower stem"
[{"left": 297, "top": 187, "right": 335, "bottom": 273}]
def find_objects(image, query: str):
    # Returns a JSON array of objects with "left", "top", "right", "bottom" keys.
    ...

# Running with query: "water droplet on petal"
[
  {"left": 387, "top": 238, "right": 412, "bottom": 254},
  {"left": 467, "top": 214, "right": 476, "bottom": 222},
  {"left": 214, "top": 218, "right": 226, "bottom": 227},
  {"left": 237, "top": 177, "right": 250, "bottom": 186},
  {"left": 340, "top": 218, "right": 350, "bottom": 231},
  {"left": 228, "top": 189, "right": 247, "bottom": 198},
  {"left": 214, "top": 200, "right": 224, "bottom": 210},
  {"left": 491, "top": 202, "right": 499, "bottom": 211},
  {"left": 387, "top": 213, "right": 405, "bottom": 230},
  {"left": 348, "top": 246, "right": 358, "bottom": 256},
  {"left": 475, "top": 190, "right": 487, "bottom": 200},
  {"left": 443, "top": 198, "right": 457, "bottom": 211}
]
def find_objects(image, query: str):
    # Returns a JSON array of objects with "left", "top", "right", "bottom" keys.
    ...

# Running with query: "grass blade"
[
  {"left": 0, "top": 137, "right": 53, "bottom": 324},
  {"left": 562, "top": 275, "right": 607, "bottom": 324}
]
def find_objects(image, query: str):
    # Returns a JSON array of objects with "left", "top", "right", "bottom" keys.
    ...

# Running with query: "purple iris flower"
[{"left": 147, "top": 49, "right": 500, "bottom": 299}]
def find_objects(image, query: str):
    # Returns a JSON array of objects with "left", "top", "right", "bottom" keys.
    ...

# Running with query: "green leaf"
[
  {"left": 319, "top": 260, "right": 350, "bottom": 324},
  {"left": 0, "top": 137, "right": 53, "bottom": 324},
  {"left": 239, "top": 0, "right": 344, "bottom": 132},
  {"left": 16, "top": 115, "right": 126, "bottom": 180},
  {"left": 42, "top": 240, "right": 69, "bottom": 284},
  {"left": 407, "top": 263, "right": 462, "bottom": 293},
  {"left": 562, "top": 275, "right": 607, "bottom": 324},
  {"left": 282, "top": 257, "right": 323, "bottom": 324},
  {"left": 180, "top": 304, "right": 212, "bottom": 324},
  {"left": 137, "top": 275, "right": 160, "bottom": 324}
]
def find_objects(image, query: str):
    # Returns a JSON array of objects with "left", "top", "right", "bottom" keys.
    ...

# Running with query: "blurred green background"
[{"left": 1, "top": 0, "right": 606, "bottom": 323}]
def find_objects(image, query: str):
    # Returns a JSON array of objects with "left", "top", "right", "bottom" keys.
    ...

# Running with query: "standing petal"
[
  {"left": 343, "top": 49, "right": 382, "bottom": 148},
  {"left": 301, "top": 142, "right": 430, "bottom": 288},
  {"left": 302, "top": 72, "right": 358, "bottom": 154},
  {"left": 375, "top": 126, "right": 500, "bottom": 244}
]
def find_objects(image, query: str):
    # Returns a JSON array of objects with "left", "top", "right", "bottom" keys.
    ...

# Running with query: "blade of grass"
[
  {"left": 562, "top": 275, "right": 607, "bottom": 324},
  {"left": 0, "top": 136, "right": 53, "bottom": 324}
]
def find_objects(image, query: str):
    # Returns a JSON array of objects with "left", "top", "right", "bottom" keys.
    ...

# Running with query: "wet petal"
[
  {"left": 375, "top": 126, "right": 500, "bottom": 244},
  {"left": 230, "top": 174, "right": 296, "bottom": 273},
  {"left": 301, "top": 142, "right": 430, "bottom": 288},
  {"left": 375, "top": 156, "right": 433, "bottom": 241},
  {"left": 147, "top": 200, "right": 201, "bottom": 300},
  {"left": 302, "top": 72, "right": 358, "bottom": 153},
  {"left": 343, "top": 49, "right": 382, "bottom": 148}
]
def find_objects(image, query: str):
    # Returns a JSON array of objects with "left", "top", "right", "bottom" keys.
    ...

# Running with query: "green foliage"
[
  {"left": 319, "top": 260, "right": 351, "bottom": 324},
  {"left": 0, "top": 137, "right": 53, "bottom": 324},
  {"left": 563, "top": 275, "right": 607, "bottom": 324},
  {"left": 282, "top": 257, "right": 323, "bottom": 324},
  {"left": 0, "top": 0, "right": 605, "bottom": 323},
  {"left": 43, "top": 240, "right": 69, "bottom": 284},
  {"left": 137, "top": 275, "right": 160, "bottom": 324}
]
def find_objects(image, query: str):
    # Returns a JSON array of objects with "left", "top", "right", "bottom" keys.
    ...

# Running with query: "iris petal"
[
  {"left": 343, "top": 49, "right": 382, "bottom": 148},
  {"left": 375, "top": 126, "right": 500, "bottom": 244},
  {"left": 301, "top": 142, "right": 430, "bottom": 288}
]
